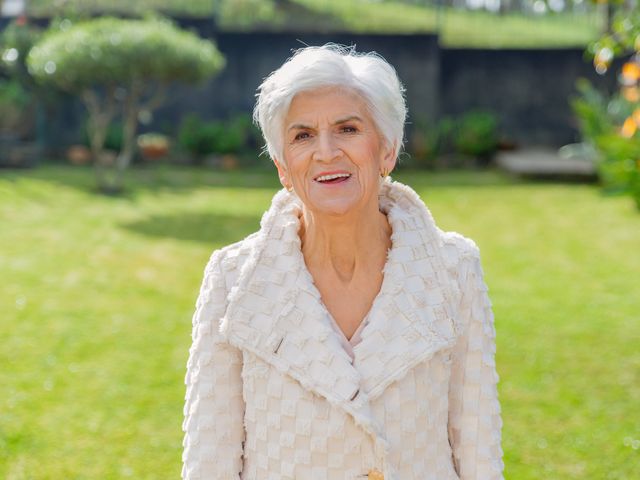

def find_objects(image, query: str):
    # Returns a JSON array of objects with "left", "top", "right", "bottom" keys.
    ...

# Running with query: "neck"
[{"left": 299, "top": 199, "right": 392, "bottom": 283}]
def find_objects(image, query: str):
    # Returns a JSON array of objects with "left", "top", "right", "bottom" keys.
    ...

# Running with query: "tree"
[
  {"left": 586, "top": 5, "right": 640, "bottom": 208},
  {"left": 27, "top": 16, "right": 225, "bottom": 193}
]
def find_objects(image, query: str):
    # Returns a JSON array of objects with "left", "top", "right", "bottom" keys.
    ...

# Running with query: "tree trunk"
[
  {"left": 111, "top": 83, "right": 167, "bottom": 191},
  {"left": 112, "top": 84, "right": 141, "bottom": 192},
  {"left": 82, "top": 88, "right": 118, "bottom": 193}
]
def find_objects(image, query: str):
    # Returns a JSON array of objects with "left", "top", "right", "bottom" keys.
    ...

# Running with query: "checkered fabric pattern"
[{"left": 182, "top": 179, "right": 504, "bottom": 479}]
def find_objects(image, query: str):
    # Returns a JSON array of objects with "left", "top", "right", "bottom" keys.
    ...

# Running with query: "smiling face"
[{"left": 275, "top": 86, "right": 395, "bottom": 218}]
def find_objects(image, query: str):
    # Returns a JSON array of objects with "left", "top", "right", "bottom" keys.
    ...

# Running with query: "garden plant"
[
  {"left": 573, "top": 4, "right": 640, "bottom": 209},
  {"left": 26, "top": 16, "right": 225, "bottom": 193},
  {"left": 410, "top": 110, "right": 500, "bottom": 169},
  {"left": 177, "top": 112, "right": 261, "bottom": 167},
  {"left": 0, "top": 17, "right": 51, "bottom": 166}
]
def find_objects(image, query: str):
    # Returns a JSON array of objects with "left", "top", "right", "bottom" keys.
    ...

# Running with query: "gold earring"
[
  {"left": 380, "top": 168, "right": 389, "bottom": 178},
  {"left": 285, "top": 184, "right": 293, "bottom": 192}
]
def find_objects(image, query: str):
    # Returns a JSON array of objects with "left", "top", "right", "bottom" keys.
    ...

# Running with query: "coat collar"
[{"left": 220, "top": 178, "right": 461, "bottom": 449}]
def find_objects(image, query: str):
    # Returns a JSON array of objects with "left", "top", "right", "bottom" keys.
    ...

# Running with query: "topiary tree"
[{"left": 27, "top": 15, "right": 225, "bottom": 193}]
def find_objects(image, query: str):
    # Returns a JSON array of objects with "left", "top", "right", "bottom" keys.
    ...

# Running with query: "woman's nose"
[{"left": 312, "top": 132, "right": 341, "bottom": 162}]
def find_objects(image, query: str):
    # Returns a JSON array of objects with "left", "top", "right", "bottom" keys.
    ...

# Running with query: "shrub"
[
  {"left": 0, "top": 18, "right": 42, "bottom": 87},
  {"left": 178, "top": 114, "right": 215, "bottom": 158},
  {"left": 593, "top": 132, "right": 640, "bottom": 194},
  {"left": 0, "top": 19, "right": 47, "bottom": 142},
  {"left": 570, "top": 78, "right": 614, "bottom": 141},
  {"left": 570, "top": 78, "right": 637, "bottom": 194},
  {"left": 453, "top": 110, "right": 499, "bottom": 161},
  {"left": 0, "top": 78, "right": 31, "bottom": 134},
  {"left": 178, "top": 113, "right": 260, "bottom": 162},
  {"left": 587, "top": 6, "right": 640, "bottom": 209},
  {"left": 410, "top": 111, "right": 499, "bottom": 168}
]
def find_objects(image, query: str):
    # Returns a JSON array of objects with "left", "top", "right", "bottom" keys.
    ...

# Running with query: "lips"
[{"left": 314, "top": 171, "right": 352, "bottom": 184}]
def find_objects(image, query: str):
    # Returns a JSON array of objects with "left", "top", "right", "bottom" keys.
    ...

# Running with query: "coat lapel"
[
  {"left": 353, "top": 180, "right": 461, "bottom": 400},
  {"left": 219, "top": 188, "right": 364, "bottom": 403},
  {"left": 219, "top": 179, "right": 461, "bottom": 443}
]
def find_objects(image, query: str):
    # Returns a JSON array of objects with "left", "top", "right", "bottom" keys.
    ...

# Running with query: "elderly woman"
[{"left": 182, "top": 45, "right": 504, "bottom": 480}]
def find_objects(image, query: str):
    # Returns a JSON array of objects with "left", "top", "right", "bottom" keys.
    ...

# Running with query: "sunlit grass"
[
  {"left": 294, "top": 0, "right": 603, "bottom": 47},
  {"left": 26, "top": 0, "right": 603, "bottom": 48},
  {"left": 27, "top": 0, "right": 215, "bottom": 16},
  {"left": 1, "top": 164, "right": 638, "bottom": 479}
]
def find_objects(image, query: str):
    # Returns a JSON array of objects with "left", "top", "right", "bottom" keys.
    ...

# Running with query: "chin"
[
  {"left": 303, "top": 181, "right": 368, "bottom": 216},
  {"left": 306, "top": 196, "right": 360, "bottom": 217}
]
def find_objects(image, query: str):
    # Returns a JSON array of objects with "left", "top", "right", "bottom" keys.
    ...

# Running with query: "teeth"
[{"left": 316, "top": 173, "right": 351, "bottom": 182}]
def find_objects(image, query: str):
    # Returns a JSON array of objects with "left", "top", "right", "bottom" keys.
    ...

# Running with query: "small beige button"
[{"left": 368, "top": 469, "right": 384, "bottom": 480}]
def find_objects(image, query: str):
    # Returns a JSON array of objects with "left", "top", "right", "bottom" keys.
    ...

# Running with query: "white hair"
[{"left": 253, "top": 44, "right": 407, "bottom": 163}]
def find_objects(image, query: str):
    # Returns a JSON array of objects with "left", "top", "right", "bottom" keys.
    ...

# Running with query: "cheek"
[
  {"left": 349, "top": 135, "right": 383, "bottom": 167},
  {"left": 355, "top": 146, "right": 383, "bottom": 174},
  {"left": 284, "top": 152, "right": 311, "bottom": 181}
]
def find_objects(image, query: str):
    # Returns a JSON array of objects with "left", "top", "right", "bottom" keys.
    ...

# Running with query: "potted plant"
[
  {"left": 137, "top": 132, "right": 170, "bottom": 161},
  {"left": 177, "top": 112, "right": 256, "bottom": 168},
  {"left": 453, "top": 110, "right": 499, "bottom": 166},
  {"left": 177, "top": 114, "right": 216, "bottom": 164},
  {"left": 66, "top": 145, "right": 92, "bottom": 165}
]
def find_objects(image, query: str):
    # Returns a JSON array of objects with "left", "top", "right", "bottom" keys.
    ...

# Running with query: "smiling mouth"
[{"left": 314, "top": 173, "right": 352, "bottom": 184}]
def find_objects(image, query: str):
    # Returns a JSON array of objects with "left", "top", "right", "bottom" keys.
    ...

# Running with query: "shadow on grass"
[
  {"left": 1, "top": 163, "right": 282, "bottom": 200},
  {"left": 1, "top": 163, "right": 597, "bottom": 201},
  {"left": 122, "top": 211, "right": 262, "bottom": 245}
]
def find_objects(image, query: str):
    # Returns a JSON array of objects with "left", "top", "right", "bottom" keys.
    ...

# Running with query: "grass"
[
  {"left": 1, "top": 164, "right": 639, "bottom": 479},
  {"left": 293, "top": 0, "right": 603, "bottom": 48},
  {"left": 25, "top": 0, "right": 604, "bottom": 48},
  {"left": 27, "top": 0, "right": 215, "bottom": 17}
]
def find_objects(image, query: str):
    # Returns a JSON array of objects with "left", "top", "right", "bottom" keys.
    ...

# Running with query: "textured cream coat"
[{"left": 182, "top": 179, "right": 504, "bottom": 480}]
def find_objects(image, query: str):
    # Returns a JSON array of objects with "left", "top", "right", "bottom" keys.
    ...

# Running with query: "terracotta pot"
[
  {"left": 140, "top": 144, "right": 169, "bottom": 160},
  {"left": 67, "top": 145, "right": 92, "bottom": 165},
  {"left": 221, "top": 154, "right": 239, "bottom": 170}
]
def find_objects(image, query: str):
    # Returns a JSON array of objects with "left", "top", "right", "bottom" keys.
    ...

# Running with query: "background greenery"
[
  {"left": 25, "top": 0, "right": 604, "bottom": 48},
  {"left": 1, "top": 165, "right": 638, "bottom": 479}
]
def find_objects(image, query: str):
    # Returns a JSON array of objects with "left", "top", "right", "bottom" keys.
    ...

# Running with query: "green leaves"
[
  {"left": 27, "top": 16, "right": 225, "bottom": 91},
  {"left": 178, "top": 113, "right": 258, "bottom": 157}
]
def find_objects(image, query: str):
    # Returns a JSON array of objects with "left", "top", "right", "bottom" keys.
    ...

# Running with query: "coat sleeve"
[
  {"left": 448, "top": 243, "right": 504, "bottom": 479},
  {"left": 182, "top": 251, "right": 246, "bottom": 479}
]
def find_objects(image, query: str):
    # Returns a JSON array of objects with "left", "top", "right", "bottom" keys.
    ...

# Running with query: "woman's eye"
[
  {"left": 341, "top": 125, "right": 358, "bottom": 133},
  {"left": 294, "top": 131, "right": 310, "bottom": 141}
]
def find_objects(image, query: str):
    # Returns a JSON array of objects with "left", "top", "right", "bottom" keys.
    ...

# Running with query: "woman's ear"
[
  {"left": 273, "top": 158, "right": 290, "bottom": 189},
  {"left": 381, "top": 141, "right": 397, "bottom": 174}
]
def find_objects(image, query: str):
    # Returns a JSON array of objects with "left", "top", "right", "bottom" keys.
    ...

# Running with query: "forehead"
[{"left": 285, "top": 86, "right": 371, "bottom": 124}]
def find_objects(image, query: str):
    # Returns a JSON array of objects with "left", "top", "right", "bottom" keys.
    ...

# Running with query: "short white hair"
[{"left": 253, "top": 44, "right": 407, "bottom": 163}]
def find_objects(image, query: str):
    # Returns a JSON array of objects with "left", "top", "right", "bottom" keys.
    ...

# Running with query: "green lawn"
[
  {"left": 1, "top": 165, "right": 638, "bottom": 479},
  {"left": 293, "top": 0, "right": 603, "bottom": 48},
  {"left": 26, "top": 0, "right": 603, "bottom": 48}
]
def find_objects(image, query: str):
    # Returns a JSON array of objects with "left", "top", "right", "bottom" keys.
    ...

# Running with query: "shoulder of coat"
[
  {"left": 206, "top": 231, "right": 260, "bottom": 281},
  {"left": 438, "top": 229, "right": 481, "bottom": 272}
]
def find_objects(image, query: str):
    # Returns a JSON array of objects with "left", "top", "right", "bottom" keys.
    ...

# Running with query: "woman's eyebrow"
[
  {"left": 333, "top": 115, "right": 363, "bottom": 125},
  {"left": 287, "top": 115, "right": 364, "bottom": 132}
]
